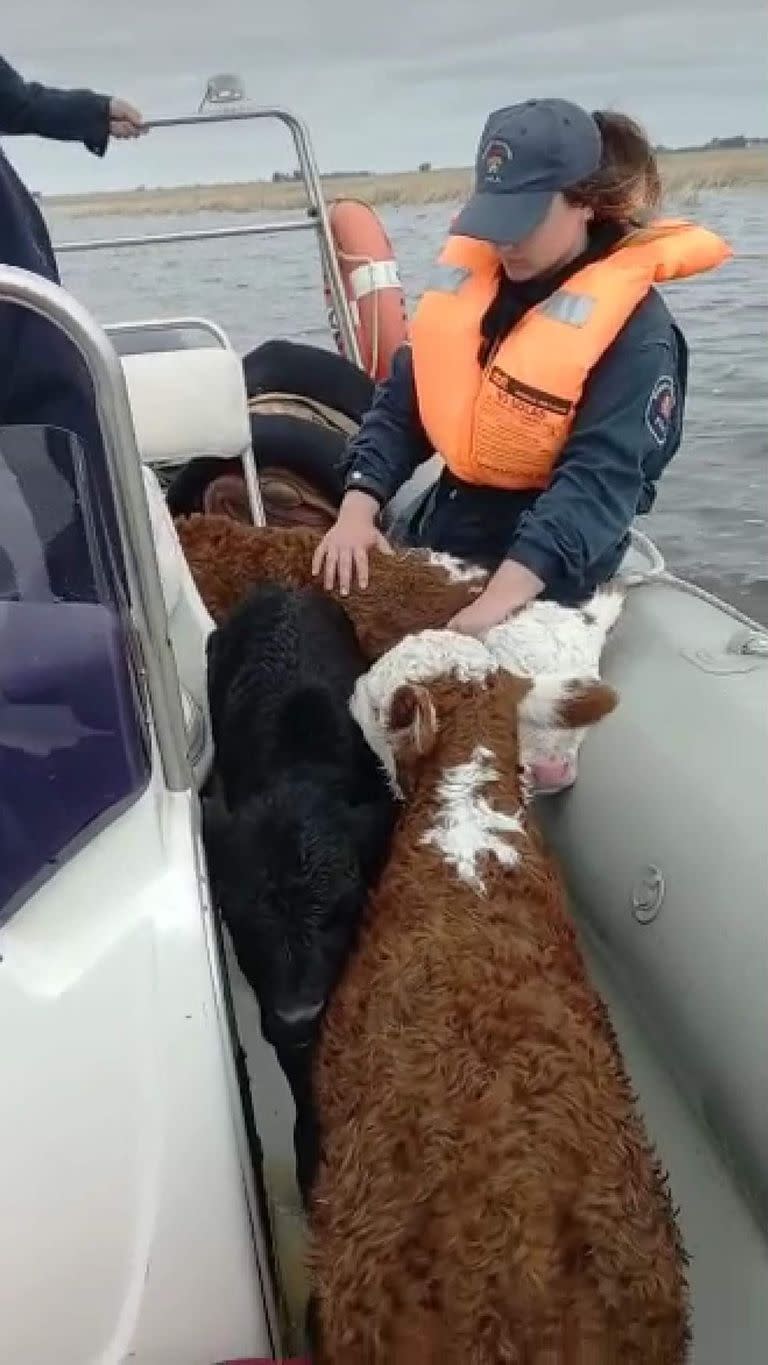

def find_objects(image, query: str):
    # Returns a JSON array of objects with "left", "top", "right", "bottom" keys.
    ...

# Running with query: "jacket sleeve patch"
[{"left": 644, "top": 374, "right": 676, "bottom": 446}]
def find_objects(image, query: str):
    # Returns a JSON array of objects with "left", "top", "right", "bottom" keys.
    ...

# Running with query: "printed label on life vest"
[
  {"left": 488, "top": 369, "right": 571, "bottom": 415},
  {"left": 472, "top": 369, "right": 573, "bottom": 484}
]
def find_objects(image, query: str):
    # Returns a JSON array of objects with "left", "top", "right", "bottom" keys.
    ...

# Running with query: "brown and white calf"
[
  {"left": 174, "top": 514, "right": 625, "bottom": 788},
  {"left": 307, "top": 630, "right": 689, "bottom": 1365},
  {"left": 174, "top": 513, "right": 489, "bottom": 655},
  {"left": 483, "top": 588, "right": 625, "bottom": 791}
]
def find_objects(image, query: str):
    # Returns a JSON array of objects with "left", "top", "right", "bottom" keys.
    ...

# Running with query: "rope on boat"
[
  {"left": 657, "top": 573, "right": 768, "bottom": 635},
  {"left": 334, "top": 245, "right": 381, "bottom": 378},
  {"left": 624, "top": 528, "right": 767, "bottom": 636},
  {"left": 623, "top": 527, "right": 666, "bottom": 581}
]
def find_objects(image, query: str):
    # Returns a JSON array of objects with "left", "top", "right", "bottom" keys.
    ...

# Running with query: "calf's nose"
[{"left": 529, "top": 755, "right": 578, "bottom": 793}]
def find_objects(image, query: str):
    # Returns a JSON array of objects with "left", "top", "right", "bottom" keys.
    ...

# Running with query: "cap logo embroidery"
[{"left": 482, "top": 139, "right": 512, "bottom": 184}]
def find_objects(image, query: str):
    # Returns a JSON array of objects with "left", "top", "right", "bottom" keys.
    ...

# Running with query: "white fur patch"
[
  {"left": 358, "top": 628, "right": 498, "bottom": 703},
  {"left": 482, "top": 590, "right": 624, "bottom": 779},
  {"left": 422, "top": 744, "right": 523, "bottom": 892},
  {"left": 425, "top": 550, "right": 488, "bottom": 587},
  {"left": 350, "top": 683, "right": 402, "bottom": 795},
  {"left": 350, "top": 630, "right": 498, "bottom": 797},
  {"left": 349, "top": 613, "right": 619, "bottom": 800},
  {"left": 484, "top": 588, "right": 624, "bottom": 679}
]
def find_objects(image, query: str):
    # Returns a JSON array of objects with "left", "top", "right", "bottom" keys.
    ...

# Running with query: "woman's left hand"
[{"left": 446, "top": 561, "right": 545, "bottom": 637}]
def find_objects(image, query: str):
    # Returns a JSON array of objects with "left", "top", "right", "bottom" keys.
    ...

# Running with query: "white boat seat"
[
  {"left": 121, "top": 344, "right": 265, "bottom": 524},
  {"left": 141, "top": 465, "right": 215, "bottom": 785},
  {"left": 122, "top": 347, "right": 250, "bottom": 466}
]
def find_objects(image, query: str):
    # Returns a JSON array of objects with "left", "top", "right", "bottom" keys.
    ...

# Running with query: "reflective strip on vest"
[
  {"left": 537, "top": 290, "right": 596, "bottom": 326},
  {"left": 425, "top": 262, "right": 472, "bottom": 293}
]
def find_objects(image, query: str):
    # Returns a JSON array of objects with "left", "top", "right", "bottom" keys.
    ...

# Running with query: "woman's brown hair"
[{"left": 565, "top": 110, "right": 662, "bottom": 227}]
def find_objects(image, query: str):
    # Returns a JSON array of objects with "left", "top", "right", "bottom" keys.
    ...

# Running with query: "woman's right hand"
[{"left": 311, "top": 492, "right": 393, "bottom": 594}]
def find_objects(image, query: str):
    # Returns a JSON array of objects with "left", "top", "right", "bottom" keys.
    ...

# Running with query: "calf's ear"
[
  {"left": 520, "top": 674, "right": 619, "bottom": 731},
  {"left": 559, "top": 679, "right": 619, "bottom": 728},
  {"left": 388, "top": 682, "right": 439, "bottom": 760}
]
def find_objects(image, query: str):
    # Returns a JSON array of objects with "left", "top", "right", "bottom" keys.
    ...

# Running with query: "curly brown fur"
[
  {"left": 307, "top": 658, "right": 689, "bottom": 1364},
  {"left": 174, "top": 513, "right": 487, "bottom": 658}
]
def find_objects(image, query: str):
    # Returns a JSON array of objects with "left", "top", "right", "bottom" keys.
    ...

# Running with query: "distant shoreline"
[{"left": 44, "top": 146, "right": 768, "bottom": 220}]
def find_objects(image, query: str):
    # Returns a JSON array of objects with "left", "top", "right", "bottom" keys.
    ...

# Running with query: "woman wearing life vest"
[{"left": 311, "top": 98, "right": 732, "bottom": 632}]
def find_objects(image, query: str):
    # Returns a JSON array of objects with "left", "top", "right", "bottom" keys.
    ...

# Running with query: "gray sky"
[{"left": 4, "top": 1, "right": 765, "bottom": 193}]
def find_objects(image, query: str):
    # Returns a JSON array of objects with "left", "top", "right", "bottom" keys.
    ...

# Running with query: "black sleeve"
[
  {"left": 0, "top": 150, "right": 104, "bottom": 460},
  {"left": 342, "top": 344, "right": 434, "bottom": 507},
  {"left": 509, "top": 322, "right": 683, "bottom": 591},
  {"left": 0, "top": 55, "right": 111, "bottom": 155}
]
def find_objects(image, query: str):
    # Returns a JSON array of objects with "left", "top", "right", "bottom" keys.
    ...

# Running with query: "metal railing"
[
  {"left": 106, "top": 316, "right": 233, "bottom": 348},
  {"left": 0, "top": 264, "right": 191, "bottom": 792},
  {"left": 53, "top": 107, "right": 363, "bottom": 367}
]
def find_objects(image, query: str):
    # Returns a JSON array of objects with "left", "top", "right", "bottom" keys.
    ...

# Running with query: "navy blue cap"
[{"left": 451, "top": 99, "right": 602, "bottom": 245}]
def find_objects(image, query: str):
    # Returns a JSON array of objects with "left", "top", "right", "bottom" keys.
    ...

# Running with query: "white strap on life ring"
[{"left": 348, "top": 258, "right": 402, "bottom": 300}]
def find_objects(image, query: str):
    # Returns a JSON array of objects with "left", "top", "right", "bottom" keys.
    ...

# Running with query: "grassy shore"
[{"left": 45, "top": 145, "right": 768, "bottom": 220}]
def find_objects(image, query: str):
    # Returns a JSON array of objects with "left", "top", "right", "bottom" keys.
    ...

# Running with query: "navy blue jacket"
[
  {"left": 0, "top": 148, "right": 120, "bottom": 601},
  {"left": 0, "top": 55, "right": 110, "bottom": 154},
  {"left": 343, "top": 239, "right": 688, "bottom": 604},
  {"left": 0, "top": 148, "right": 104, "bottom": 458},
  {"left": 0, "top": 54, "right": 112, "bottom": 448}
]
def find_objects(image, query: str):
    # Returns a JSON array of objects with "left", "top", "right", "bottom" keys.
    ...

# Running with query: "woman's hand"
[
  {"left": 446, "top": 591, "right": 518, "bottom": 637},
  {"left": 312, "top": 491, "right": 393, "bottom": 594},
  {"left": 447, "top": 560, "right": 544, "bottom": 636}
]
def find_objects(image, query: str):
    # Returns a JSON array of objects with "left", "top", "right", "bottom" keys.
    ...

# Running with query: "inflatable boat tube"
[{"left": 539, "top": 576, "right": 768, "bottom": 1228}]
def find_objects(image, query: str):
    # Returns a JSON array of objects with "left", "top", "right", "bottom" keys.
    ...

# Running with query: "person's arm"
[
  {"left": 312, "top": 344, "right": 434, "bottom": 592},
  {"left": 340, "top": 343, "right": 434, "bottom": 509},
  {"left": 449, "top": 325, "right": 681, "bottom": 631},
  {"left": 0, "top": 55, "right": 143, "bottom": 155}
]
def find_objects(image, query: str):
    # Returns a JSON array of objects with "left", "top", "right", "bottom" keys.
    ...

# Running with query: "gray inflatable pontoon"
[{"left": 539, "top": 534, "right": 768, "bottom": 1361}]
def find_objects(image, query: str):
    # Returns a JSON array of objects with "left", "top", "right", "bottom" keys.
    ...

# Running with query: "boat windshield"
[{"left": 0, "top": 423, "right": 151, "bottom": 923}]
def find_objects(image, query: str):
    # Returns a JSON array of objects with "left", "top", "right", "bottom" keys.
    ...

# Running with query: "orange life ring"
[{"left": 323, "top": 199, "right": 409, "bottom": 382}]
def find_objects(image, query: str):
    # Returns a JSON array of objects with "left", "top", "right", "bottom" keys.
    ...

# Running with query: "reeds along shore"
[{"left": 45, "top": 146, "right": 768, "bottom": 220}]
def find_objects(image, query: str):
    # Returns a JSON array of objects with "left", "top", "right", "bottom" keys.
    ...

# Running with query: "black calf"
[{"left": 202, "top": 582, "right": 396, "bottom": 1203}]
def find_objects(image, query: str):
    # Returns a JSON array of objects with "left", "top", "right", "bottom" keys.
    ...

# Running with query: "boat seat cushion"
[{"left": 121, "top": 346, "right": 252, "bottom": 467}]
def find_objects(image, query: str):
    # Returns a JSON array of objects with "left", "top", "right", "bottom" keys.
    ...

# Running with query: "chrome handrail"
[
  {"left": 0, "top": 265, "right": 191, "bottom": 791},
  {"left": 54, "top": 106, "right": 363, "bottom": 368},
  {"left": 106, "top": 316, "right": 233, "bottom": 348},
  {"left": 56, "top": 218, "right": 317, "bottom": 253}
]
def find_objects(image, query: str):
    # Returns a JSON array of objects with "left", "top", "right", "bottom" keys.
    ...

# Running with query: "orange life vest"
[{"left": 409, "top": 219, "right": 732, "bottom": 490}]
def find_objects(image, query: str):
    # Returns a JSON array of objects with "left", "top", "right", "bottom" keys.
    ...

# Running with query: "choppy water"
[{"left": 46, "top": 188, "right": 768, "bottom": 623}]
